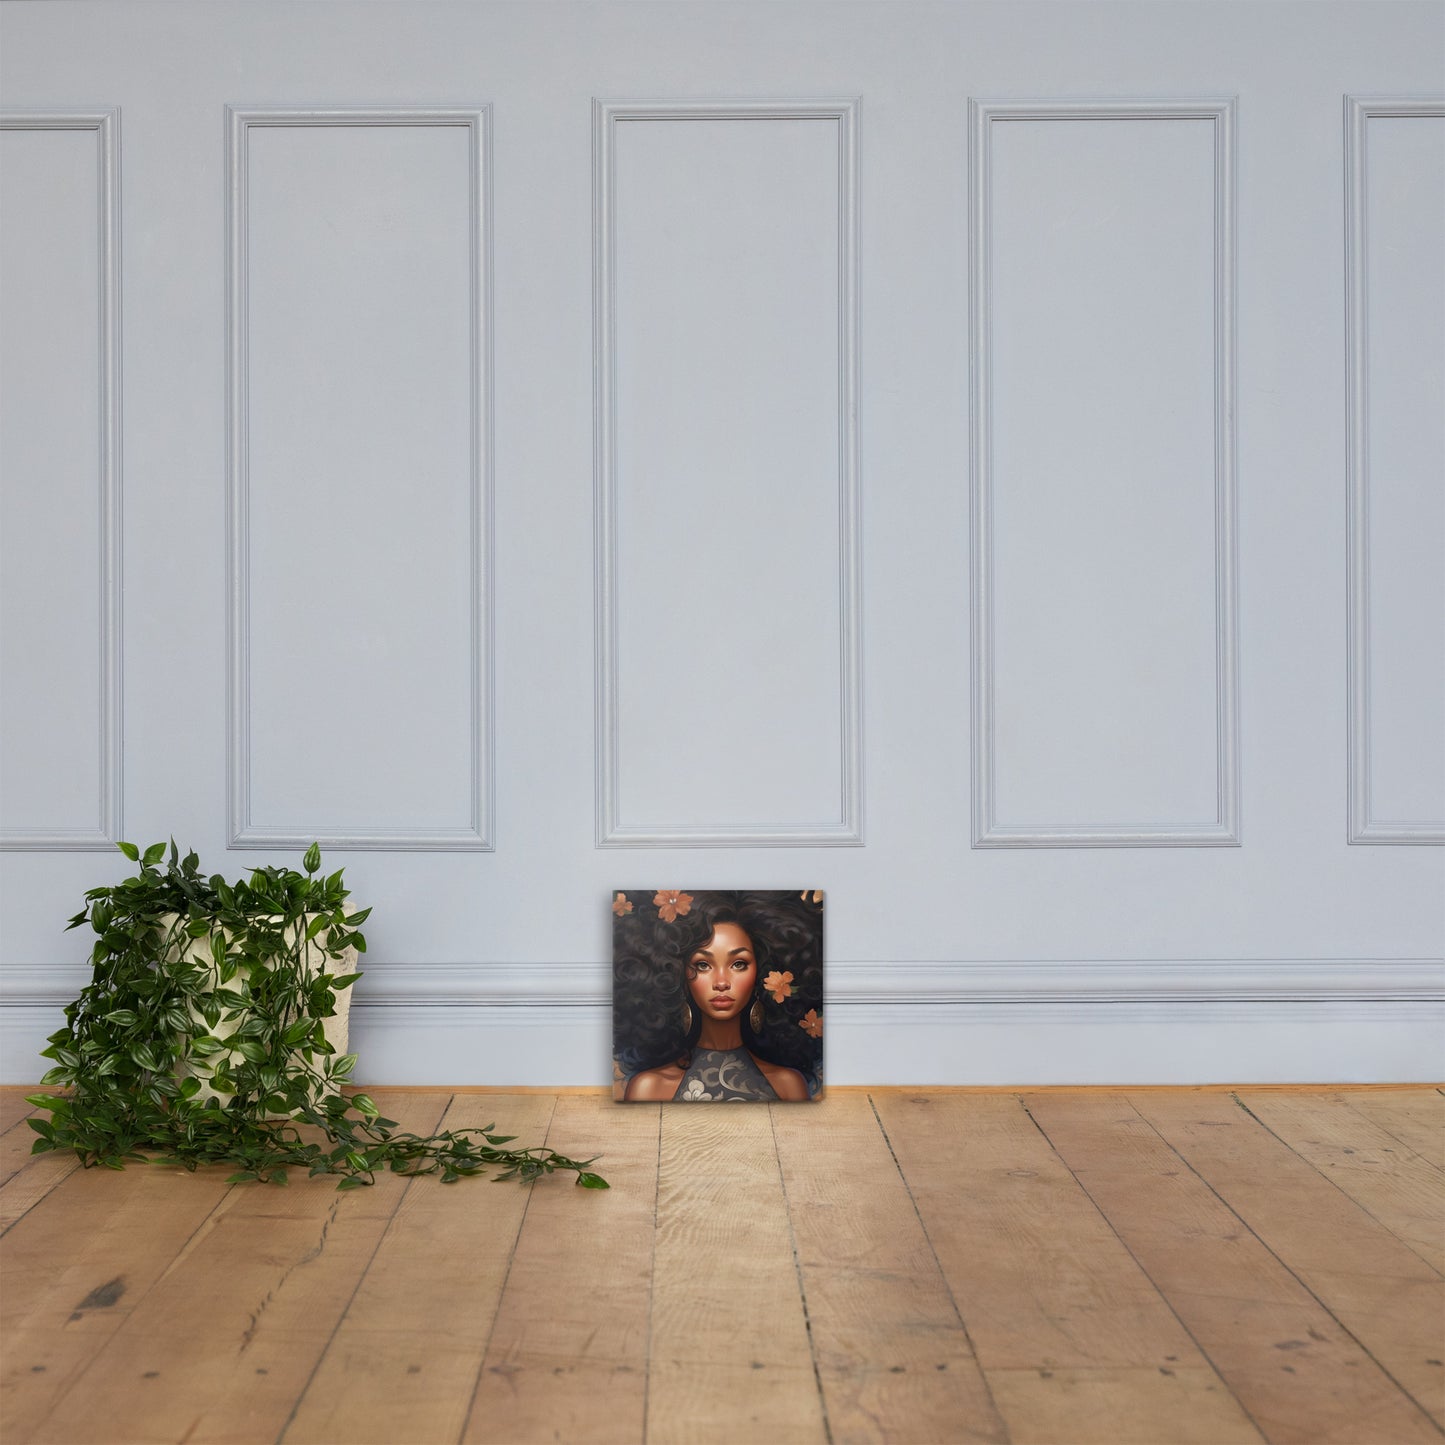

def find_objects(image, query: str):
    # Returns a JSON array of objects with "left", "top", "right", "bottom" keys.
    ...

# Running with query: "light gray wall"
[{"left": 1, "top": 0, "right": 1441, "bottom": 1083}]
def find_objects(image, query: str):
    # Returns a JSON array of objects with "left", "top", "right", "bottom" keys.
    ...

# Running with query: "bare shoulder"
[
  {"left": 623, "top": 1063, "right": 684, "bottom": 1101},
  {"left": 753, "top": 1057, "right": 810, "bottom": 1102}
]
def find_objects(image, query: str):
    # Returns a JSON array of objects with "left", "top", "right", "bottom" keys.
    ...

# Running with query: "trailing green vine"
[{"left": 27, "top": 842, "right": 607, "bottom": 1191}]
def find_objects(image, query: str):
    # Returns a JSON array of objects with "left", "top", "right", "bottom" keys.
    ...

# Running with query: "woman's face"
[{"left": 686, "top": 921, "right": 757, "bottom": 1023}]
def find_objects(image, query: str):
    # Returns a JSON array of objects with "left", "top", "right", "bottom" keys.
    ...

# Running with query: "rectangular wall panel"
[
  {"left": 594, "top": 100, "right": 861, "bottom": 847},
  {"left": 1347, "top": 98, "right": 1445, "bottom": 844},
  {"left": 0, "top": 111, "right": 121, "bottom": 850},
  {"left": 970, "top": 99, "right": 1238, "bottom": 847},
  {"left": 228, "top": 108, "right": 491, "bottom": 850}
]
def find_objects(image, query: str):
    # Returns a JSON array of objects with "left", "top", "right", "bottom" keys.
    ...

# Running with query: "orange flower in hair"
[
  {"left": 799, "top": 1009, "right": 823, "bottom": 1039},
  {"left": 800, "top": 890, "right": 823, "bottom": 904},
  {"left": 612, "top": 892, "right": 633, "bottom": 917},
  {"left": 653, "top": 890, "right": 693, "bottom": 923},
  {"left": 763, "top": 970, "right": 794, "bottom": 1003}
]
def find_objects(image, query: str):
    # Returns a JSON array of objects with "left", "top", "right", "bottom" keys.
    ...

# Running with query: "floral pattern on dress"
[{"left": 675, "top": 1048, "right": 777, "bottom": 1102}]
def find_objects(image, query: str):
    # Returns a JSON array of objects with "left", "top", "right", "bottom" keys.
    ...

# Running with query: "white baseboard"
[{"left": 4, "top": 958, "right": 1441, "bottom": 1086}]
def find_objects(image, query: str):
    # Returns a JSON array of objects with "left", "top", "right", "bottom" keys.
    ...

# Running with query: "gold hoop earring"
[
  {"left": 681, "top": 998, "right": 695, "bottom": 1035},
  {"left": 749, "top": 996, "right": 764, "bottom": 1033}
]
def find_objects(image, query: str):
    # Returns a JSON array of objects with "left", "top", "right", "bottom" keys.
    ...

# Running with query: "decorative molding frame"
[
  {"left": 225, "top": 106, "right": 494, "bottom": 851},
  {"left": 0, "top": 109, "right": 123, "bottom": 851},
  {"left": 592, "top": 98, "right": 864, "bottom": 848},
  {"left": 969, "top": 98, "right": 1239, "bottom": 848},
  {"left": 1345, "top": 95, "right": 1445, "bottom": 845}
]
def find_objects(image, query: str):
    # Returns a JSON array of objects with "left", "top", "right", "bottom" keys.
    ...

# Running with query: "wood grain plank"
[
  {"left": 1334, "top": 1090, "right": 1445, "bottom": 1173},
  {"left": 281, "top": 1093, "right": 556, "bottom": 1445},
  {"left": 1237, "top": 1092, "right": 1445, "bottom": 1275},
  {"left": 0, "top": 1107, "right": 40, "bottom": 1190},
  {"left": 986, "top": 1366, "right": 1262, "bottom": 1444},
  {"left": 647, "top": 1104, "right": 826, "bottom": 1444},
  {"left": 0, "top": 1162, "right": 235, "bottom": 1442},
  {"left": 0, "top": 1148, "right": 81, "bottom": 1235},
  {"left": 773, "top": 1093, "right": 1007, "bottom": 1444},
  {"left": 0, "top": 1090, "right": 36, "bottom": 1136},
  {"left": 462, "top": 1096, "right": 657, "bottom": 1444},
  {"left": 1134, "top": 1090, "right": 1445, "bottom": 1431},
  {"left": 1025, "top": 1092, "right": 1442, "bottom": 1445},
  {"left": 22, "top": 1091, "right": 451, "bottom": 1445},
  {"left": 0, "top": 1103, "right": 37, "bottom": 1184},
  {"left": 0, "top": 1089, "right": 80, "bottom": 1228},
  {"left": 870, "top": 1092, "right": 1204, "bottom": 1371}
]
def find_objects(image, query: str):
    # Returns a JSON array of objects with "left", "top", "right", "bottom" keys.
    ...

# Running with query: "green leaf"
[
  {"left": 117, "top": 840, "right": 140, "bottom": 861},
  {"left": 303, "top": 843, "right": 321, "bottom": 875},
  {"left": 331, "top": 973, "right": 363, "bottom": 991},
  {"left": 576, "top": 1172, "right": 610, "bottom": 1189},
  {"left": 335, "top": 1176, "right": 366, "bottom": 1191},
  {"left": 142, "top": 842, "right": 166, "bottom": 867}
]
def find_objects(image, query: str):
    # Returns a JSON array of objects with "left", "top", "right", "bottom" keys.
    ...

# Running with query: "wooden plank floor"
[{"left": 1, "top": 1088, "right": 1440, "bottom": 1445}]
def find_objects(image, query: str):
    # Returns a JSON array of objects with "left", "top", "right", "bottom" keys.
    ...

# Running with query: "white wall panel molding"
[
  {"left": 969, "top": 97, "right": 1239, "bottom": 848},
  {"left": 7, "top": 957, "right": 1436, "bottom": 1011},
  {"left": 1345, "top": 95, "right": 1445, "bottom": 845},
  {"left": 353, "top": 956, "right": 1445, "bottom": 1010},
  {"left": 226, "top": 106, "right": 493, "bottom": 851},
  {"left": 0, "top": 108, "right": 122, "bottom": 850},
  {"left": 593, "top": 98, "right": 863, "bottom": 847},
  {"left": 5, "top": 958, "right": 1439, "bottom": 1085}
]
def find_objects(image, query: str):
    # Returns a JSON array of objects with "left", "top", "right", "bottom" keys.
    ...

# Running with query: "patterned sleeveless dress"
[{"left": 674, "top": 1047, "right": 778, "bottom": 1102}]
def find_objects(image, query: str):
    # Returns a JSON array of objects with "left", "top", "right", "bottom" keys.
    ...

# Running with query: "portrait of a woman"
[{"left": 613, "top": 889, "right": 824, "bottom": 1103}]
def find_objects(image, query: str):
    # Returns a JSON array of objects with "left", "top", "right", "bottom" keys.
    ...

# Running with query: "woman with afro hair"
[{"left": 612, "top": 889, "right": 823, "bottom": 1102}]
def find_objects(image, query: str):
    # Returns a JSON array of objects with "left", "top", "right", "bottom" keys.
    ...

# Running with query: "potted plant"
[{"left": 27, "top": 841, "right": 607, "bottom": 1190}]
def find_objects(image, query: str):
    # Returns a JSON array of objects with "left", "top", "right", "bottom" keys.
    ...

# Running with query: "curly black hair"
[{"left": 612, "top": 889, "right": 824, "bottom": 1096}]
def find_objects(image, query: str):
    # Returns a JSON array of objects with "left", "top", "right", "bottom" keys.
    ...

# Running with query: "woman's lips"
[{"left": 709, "top": 996, "right": 735, "bottom": 1008}]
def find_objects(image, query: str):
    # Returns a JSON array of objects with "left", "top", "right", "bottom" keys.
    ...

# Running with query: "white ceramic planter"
[{"left": 154, "top": 912, "right": 358, "bottom": 1109}]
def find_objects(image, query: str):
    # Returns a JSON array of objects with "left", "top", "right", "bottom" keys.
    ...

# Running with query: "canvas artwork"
[{"left": 612, "top": 890, "right": 824, "bottom": 1102}]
